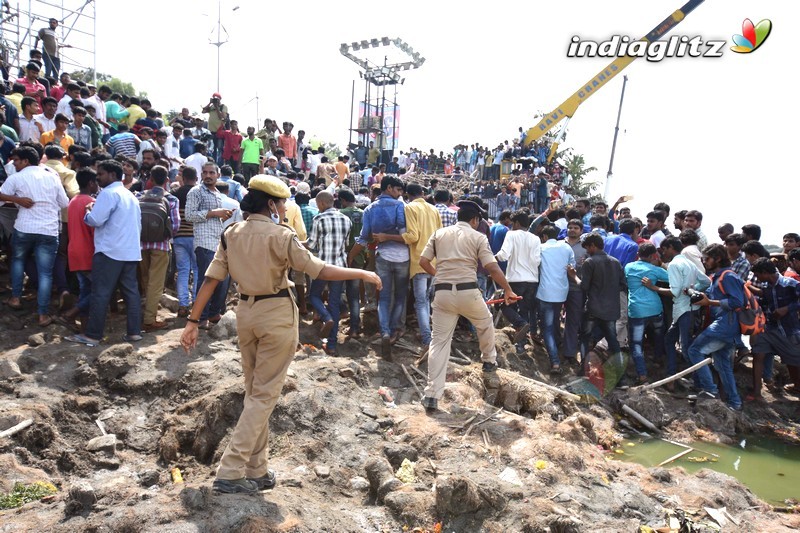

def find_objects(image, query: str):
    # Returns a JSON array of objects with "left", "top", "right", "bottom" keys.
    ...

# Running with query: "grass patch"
[{"left": 0, "top": 481, "right": 57, "bottom": 509}]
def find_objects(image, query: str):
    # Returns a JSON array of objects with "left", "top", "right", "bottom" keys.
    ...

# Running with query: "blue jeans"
[
  {"left": 687, "top": 329, "right": 741, "bottom": 408},
  {"left": 374, "top": 255, "right": 409, "bottom": 337},
  {"left": 580, "top": 314, "right": 621, "bottom": 374},
  {"left": 629, "top": 314, "right": 665, "bottom": 378},
  {"left": 345, "top": 278, "right": 361, "bottom": 332},
  {"left": 174, "top": 237, "right": 198, "bottom": 307},
  {"left": 539, "top": 300, "right": 564, "bottom": 365},
  {"left": 11, "top": 230, "right": 58, "bottom": 316},
  {"left": 310, "top": 279, "right": 344, "bottom": 348},
  {"left": 195, "top": 246, "right": 229, "bottom": 321},
  {"left": 86, "top": 253, "right": 141, "bottom": 339},
  {"left": 502, "top": 282, "right": 538, "bottom": 330},
  {"left": 76, "top": 271, "right": 92, "bottom": 316},
  {"left": 664, "top": 311, "right": 694, "bottom": 376},
  {"left": 412, "top": 273, "right": 432, "bottom": 345}
]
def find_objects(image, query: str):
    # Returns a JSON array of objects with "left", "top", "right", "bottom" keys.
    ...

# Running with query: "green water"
[{"left": 617, "top": 436, "right": 800, "bottom": 505}]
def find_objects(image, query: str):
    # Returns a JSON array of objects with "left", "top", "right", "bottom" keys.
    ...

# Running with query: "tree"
[
  {"left": 556, "top": 147, "right": 599, "bottom": 200},
  {"left": 68, "top": 69, "right": 147, "bottom": 98}
]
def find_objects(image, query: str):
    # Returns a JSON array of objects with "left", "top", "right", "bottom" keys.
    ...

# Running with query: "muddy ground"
[{"left": 1, "top": 294, "right": 800, "bottom": 532}]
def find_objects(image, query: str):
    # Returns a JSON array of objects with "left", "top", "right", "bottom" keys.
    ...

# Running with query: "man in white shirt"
[
  {"left": 34, "top": 96, "right": 57, "bottom": 133},
  {"left": 184, "top": 142, "right": 210, "bottom": 177},
  {"left": 215, "top": 182, "right": 243, "bottom": 229},
  {"left": 495, "top": 210, "right": 541, "bottom": 346},
  {"left": 646, "top": 210, "right": 667, "bottom": 248},
  {"left": 56, "top": 82, "right": 81, "bottom": 119},
  {"left": 0, "top": 146, "right": 69, "bottom": 326},
  {"left": 19, "top": 96, "right": 44, "bottom": 142}
]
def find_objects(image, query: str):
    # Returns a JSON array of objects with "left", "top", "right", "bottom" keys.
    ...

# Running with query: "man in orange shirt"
[
  {"left": 334, "top": 155, "right": 349, "bottom": 182},
  {"left": 277, "top": 121, "right": 297, "bottom": 164},
  {"left": 40, "top": 113, "right": 74, "bottom": 157}
]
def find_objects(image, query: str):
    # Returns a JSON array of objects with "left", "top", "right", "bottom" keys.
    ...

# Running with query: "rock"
[
  {"left": 435, "top": 476, "right": 505, "bottom": 516},
  {"left": 73, "top": 363, "right": 98, "bottom": 386},
  {"left": 377, "top": 418, "right": 395, "bottom": 428},
  {"left": 625, "top": 391, "right": 667, "bottom": 427},
  {"left": 67, "top": 481, "right": 97, "bottom": 512},
  {"left": 361, "top": 421, "right": 381, "bottom": 434},
  {"left": 209, "top": 310, "right": 237, "bottom": 340},
  {"left": 27, "top": 333, "right": 46, "bottom": 347},
  {"left": 339, "top": 367, "right": 356, "bottom": 378},
  {"left": 86, "top": 434, "right": 117, "bottom": 453},
  {"left": 180, "top": 487, "right": 209, "bottom": 511},
  {"left": 314, "top": 465, "right": 330, "bottom": 478},
  {"left": 383, "top": 489, "right": 436, "bottom": 521},
  {"left": 365, "top": 457, "right": 403, "bottom": 503},
  {"left": 91, "top": 455, "right": 120, "bottom": 470},
  {"left": 360, "top": 404, "right": 378, "bottom": 419},
  {"left": 651, "top": 468, "right": 672, "bottom": 483},
  {"left": 282, "top": 477, "right": 303, "bottom": 488},
  {"left": 95, "top": 344, "right": 135, "bottom": 381},
  {"left": 383, "top": 443, "right": 419, "bottom": 469},
  {"left": 159, "top": 293, "right": 180, "bottom": 313},
  {"left": 349, "top": 476, "right": 370, "bottom": 491},
  {"left": 139, "top": 470, "right": 161, "bottom": 487},
  {"left": 0, "top": 359, "right": 22, "bottom": 380},
  {"left": 498, "top": 467, "right": 523, "bottom": 487}
]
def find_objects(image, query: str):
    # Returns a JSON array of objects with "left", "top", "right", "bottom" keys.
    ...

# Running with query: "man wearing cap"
[
  {"left": 180, "top": 174, "right": 381, "bottom": 494},
  {"left": 16, "top": 63, "right": 47, "bottom": 108},
  {"left": 264, "top": 155, "right": 283, "bottom": 177},
  {"left": 419, "top": 200, "right": 518, "bottom": 412},
  {"left": 202, "top": 93, "right": 228, "bottom": 164}
]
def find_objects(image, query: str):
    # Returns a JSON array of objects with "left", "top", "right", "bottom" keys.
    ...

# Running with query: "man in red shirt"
[
  {"left": 217, "top": 119, "right": 243, "bottom": 172},
  {"left": 50, "top": 72, "right": 71, "bottom": 102},
  {"left": 277, "top": 121, "right": 297, "bottom": 165},
  {"left": 60, "top": 168, "right": 98, "bottom": 330},
  {"left": 16, "top": 63, "right": 47, "bottom": 107}
]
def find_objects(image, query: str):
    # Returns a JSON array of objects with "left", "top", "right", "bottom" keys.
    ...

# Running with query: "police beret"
[
  {"left": 457, "top": 200, "right": 486, "bottom": 219},
  {"left": 248, "top": 175, "right": 290, "bottom": 198}
]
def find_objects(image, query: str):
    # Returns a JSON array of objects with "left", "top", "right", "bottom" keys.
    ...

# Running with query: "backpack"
[
  {"left": 717, "top": 270, "right": 766, "bottom": 336},
  {"left": 140, "top": 189, "right": 172, "bottom": 243}
]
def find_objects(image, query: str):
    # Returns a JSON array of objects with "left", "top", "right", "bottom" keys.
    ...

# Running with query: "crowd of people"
[{"left": 1, "top": 45, "right": 798, "bottom": 422}]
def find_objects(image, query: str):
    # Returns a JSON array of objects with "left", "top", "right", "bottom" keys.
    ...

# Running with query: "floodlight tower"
[{"left": 339, "top": 37, "right": 425, "bottom": 163}]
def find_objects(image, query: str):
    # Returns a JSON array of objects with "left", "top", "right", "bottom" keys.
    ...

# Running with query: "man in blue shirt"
[
  {"left": 348, "top": 175, "right": 408, "bottom": 360},
  {"left": 537, "top": 225, "right": 575, "bottom": 373},
  {"left": 624, "top": 242, "right": 669, "bottom": 382},
  {"left": 179, "top": 128, "right": 198, "bottom": 159},
  {"left": 604, "top": 218, "right": 640, "bottom": 349},
  {"left": 68, "top": 160, "right": 142, "bottom": 346},
  {"left": 489, "top": 210, "right": 512, "bottom": 272},
  {"left": 218, "top": 164, "right": 244, "bottom": 202},
  {"left": 688, "top": 244, "right": 745, "bottom": 411}
]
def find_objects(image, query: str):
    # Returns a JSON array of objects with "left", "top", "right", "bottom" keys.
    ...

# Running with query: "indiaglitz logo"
[{"left": 730, "top": 18, "right": 772, "bottom": 53}]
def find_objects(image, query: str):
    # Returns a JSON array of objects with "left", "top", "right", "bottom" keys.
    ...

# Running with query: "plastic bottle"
[{"left": 171, "top": 467, "right": 184, "bottom": 483}]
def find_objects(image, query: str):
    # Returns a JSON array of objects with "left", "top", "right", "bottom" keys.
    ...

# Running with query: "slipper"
[
  {"left": 4, "top": 298, "right": 22, "bottom": 310},
  {"left": 65, "top": 334, "right": 100, "bottom": 347},
  {"left": 38, "top": 315, "right": 53, "bottom": 327}
]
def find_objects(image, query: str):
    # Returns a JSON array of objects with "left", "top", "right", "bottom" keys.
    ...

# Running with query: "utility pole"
[
  {"left": 210, "top": 0, "right": 229, "bottom": 93},
  {"left": 604, "top": 75, "right": 628, "bottom": 201}
]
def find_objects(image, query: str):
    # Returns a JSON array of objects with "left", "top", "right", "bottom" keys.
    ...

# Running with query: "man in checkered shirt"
[
  {"left": 433, "top": 189, "right": 457, "bottom": 227},
  {"left": 306, "top": 191, "right": 352, "bottom": 355}
]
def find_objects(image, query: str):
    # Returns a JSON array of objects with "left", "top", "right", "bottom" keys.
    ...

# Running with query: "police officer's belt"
[
  {"left": 239, "top": 289, "right": 290, "bottom": 302},
  {"left": 433, "top": 282, "right": 479, "bottom": 292}
]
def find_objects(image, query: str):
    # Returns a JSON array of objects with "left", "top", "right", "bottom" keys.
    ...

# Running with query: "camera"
[{"left": 686, "top": 288, "right": 705, "bottom": 304}]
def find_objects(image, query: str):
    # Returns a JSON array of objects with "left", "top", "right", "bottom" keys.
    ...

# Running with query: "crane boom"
[{"left": 523, "top": 0, "right": 705, "bottom": 161}]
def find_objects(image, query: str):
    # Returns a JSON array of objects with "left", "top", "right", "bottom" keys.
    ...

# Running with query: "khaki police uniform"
[
  {"left": 421, "top": 220, "right": 499, "bottom": 400},
  {"left": 204, "top": 179, "right": 326, "bottom": 481}
]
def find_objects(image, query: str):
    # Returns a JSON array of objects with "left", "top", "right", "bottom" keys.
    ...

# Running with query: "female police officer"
[{"left": 181, "top": 175, "right": 381, "bottom": 494}]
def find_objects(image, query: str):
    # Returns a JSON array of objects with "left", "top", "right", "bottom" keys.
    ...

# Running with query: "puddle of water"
[{"left": 616, "top": 436, "right": 800, "bottom": 505}]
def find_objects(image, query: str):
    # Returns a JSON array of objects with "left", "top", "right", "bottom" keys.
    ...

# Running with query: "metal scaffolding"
[{"left": 0, "top": 0, "right": 96, "bottom": 83}]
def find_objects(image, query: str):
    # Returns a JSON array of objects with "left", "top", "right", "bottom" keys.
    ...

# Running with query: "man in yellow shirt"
[
  {"left": 124, "top": 97, "right": 146, "bottom": 128},
  {"left": 374, "top": 183, "right": 442, "bottom": 346},
  {"left": 367, "top": 141, "right": 380, "bottom": 166}
]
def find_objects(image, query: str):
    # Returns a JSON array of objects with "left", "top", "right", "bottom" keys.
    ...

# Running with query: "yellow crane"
[{"left": 523, "top": 0, "right": 706, "bottom": 163}]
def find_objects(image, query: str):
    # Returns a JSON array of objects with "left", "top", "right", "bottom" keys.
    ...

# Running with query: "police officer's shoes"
[
  {"left": 421, "top": 397, "right": 438, "bottom": 413},
  {"left": 247, "top": 469, "right": 276, "bottom": 490},
  {"left": 482, "top": 362, "right": 497, "bottom": 373},
  {"left": 212, "top": 477, "right": 259, "bottom": 494}
]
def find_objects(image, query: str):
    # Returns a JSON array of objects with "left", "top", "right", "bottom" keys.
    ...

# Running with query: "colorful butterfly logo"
[{"left": 730, "top": 18, "right": 772, "bottom": 53}]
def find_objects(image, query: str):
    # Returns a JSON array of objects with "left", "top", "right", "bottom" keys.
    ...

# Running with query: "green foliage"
[
  {"left": 556, "top": 147, "right": 600, "bottom": 200},
  {"left": 0, "top": 481, "right": 57, "bottom": 509},
  {"left": 69, "top": 69, "right": 147, "bottom": 98},
  {"left": 323, "top": 142, "right": 342, "bottom": 162}
]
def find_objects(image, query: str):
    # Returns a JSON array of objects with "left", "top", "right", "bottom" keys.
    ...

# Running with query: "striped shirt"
[
  {"left": 172, "top": 184, "right": 195, "bottom": 238},
  {"left": 106, "top": 131, "right": 138, "bottom": 158},
  {"left": 185, "top": 184, "right": 225, "bottom": 252},
  {"left": 435, "top": 203, "right": 457, "bottom": 227},
  {"left": 0, "top": 165, "right": 68, "bottom": 237},
  {"left": 307, "top": 209, "right": 352, "bottom": 267}
]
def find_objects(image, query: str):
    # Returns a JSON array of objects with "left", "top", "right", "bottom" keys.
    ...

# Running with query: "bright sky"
[{"left": 87, "top": 0, "right": 796, "bottom": 244}]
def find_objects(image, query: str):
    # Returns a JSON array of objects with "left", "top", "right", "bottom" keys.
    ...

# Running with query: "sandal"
[
  {"left": 4, "top": 298, "right": 22, "bottom": 310},
  {"left": 65, "top": 334, "right": 101, "bottom": 347},
  {"left": 38, "top": 315, "right": 53, "bottom": 327}
]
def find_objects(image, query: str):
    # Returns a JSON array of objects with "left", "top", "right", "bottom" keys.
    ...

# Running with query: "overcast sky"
[{"left": 75, "top": 0, "right": 796, "bottom": 244}]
